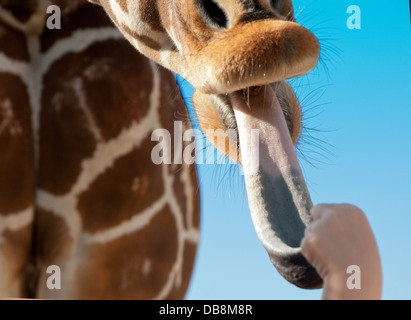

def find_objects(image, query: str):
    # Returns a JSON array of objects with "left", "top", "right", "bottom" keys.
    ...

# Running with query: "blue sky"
[{"left": 178, "top": 0, "right": 411, "bottom": 300}]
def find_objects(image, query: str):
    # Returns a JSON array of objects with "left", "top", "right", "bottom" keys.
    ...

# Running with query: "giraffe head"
[{"left": 91, "top": 0, "right": 322, "bottom": 289}]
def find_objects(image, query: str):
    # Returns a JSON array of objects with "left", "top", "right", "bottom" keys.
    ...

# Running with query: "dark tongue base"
[{"left": 230, "top": 85, "right": 323, "bottom": 289}]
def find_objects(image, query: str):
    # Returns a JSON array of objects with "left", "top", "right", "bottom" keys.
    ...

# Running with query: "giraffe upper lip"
[{"left": 185, "top": 20, "right": 320, "bottom": 95}]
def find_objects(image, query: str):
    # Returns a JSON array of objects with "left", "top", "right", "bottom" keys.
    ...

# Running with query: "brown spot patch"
[
  {"left": 81, "top": 40, "right": 153, "bottom": 141},
  {"left": 0, "top": 223, "right": 33, "bottom": 298},
  {"left": 189, "top": 166, "right": 200, "bottom": 230},
  {"left": 77, "top": 141, "right": 165, "bottom": 234},
  {"left": 0, "top": 0, "right": 38, "bottom": 23},
  {"left": 0, "top": 73, "right": 34, "bottom": 215},
  {"left": 138, "top": 0, "right": 165, "bottom": 33},
  {"left": 73, "top": 205, "right": 179, "bottom": 299},
  {"left": 0, "top": 23, "right": 29, "bottom": 62},
  {"left": 121, "top": 25, "right": 163, "bottom": 51}
]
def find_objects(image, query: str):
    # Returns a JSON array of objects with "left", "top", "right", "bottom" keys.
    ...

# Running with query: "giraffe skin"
[{"left": 0, "top": 0, "right": 200, "bottom": 299}]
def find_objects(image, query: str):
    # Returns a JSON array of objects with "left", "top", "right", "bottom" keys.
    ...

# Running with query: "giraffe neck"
[{"left": 0, "top": 1, "right": 200, "bottom": 299}]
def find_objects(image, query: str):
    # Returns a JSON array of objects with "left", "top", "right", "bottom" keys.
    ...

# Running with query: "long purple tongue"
[{"left": 230, "top": 86, "right": 322, "bottom": 289}]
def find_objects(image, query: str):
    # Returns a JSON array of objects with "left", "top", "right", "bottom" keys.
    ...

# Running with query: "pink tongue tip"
[{"left": 229, "top": 85, "right": 300, "bottom": 177}]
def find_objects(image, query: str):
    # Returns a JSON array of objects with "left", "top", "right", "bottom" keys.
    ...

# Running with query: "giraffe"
[
  {"left": 0, "top": 0, "right": 199, "bottom": 299},
  {"left": 0, "top": 0, "right": 322, "bottom": 299}
]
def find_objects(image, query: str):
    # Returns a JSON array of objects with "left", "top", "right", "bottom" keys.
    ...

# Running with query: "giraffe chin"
[{"left": 229, "top": 85, "right": 323, "bottom": 289}]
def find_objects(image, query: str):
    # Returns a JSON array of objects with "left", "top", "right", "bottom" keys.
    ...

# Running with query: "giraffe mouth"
[
  {"left": 228, "top": 84, "right": 323, "bottom": 289},
  {"left": 240, "top": 86, "right": 264, "bottom": 97}
]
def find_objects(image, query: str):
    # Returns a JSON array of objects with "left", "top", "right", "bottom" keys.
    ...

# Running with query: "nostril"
[
  {"left": 270, "top": 0, "right": 283, "bottom": 11},
  {"left": 197, "top": 0, "right": 228, "bottom": 29}
]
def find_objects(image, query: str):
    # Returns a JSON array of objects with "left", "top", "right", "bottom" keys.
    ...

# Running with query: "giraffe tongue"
[{"left": 230, "top": 85, "right": 322, "bottom": 289}]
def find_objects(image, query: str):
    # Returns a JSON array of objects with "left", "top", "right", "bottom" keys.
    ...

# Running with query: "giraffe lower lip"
[{"left": 229, "top": 85, "right": 322, "bottom": 289}]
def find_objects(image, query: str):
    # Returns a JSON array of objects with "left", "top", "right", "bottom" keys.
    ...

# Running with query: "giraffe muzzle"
[
  {"left": 230, "top": 85, "right": 323, "bottom": 289},
  {"left": 187, "top": 20, "right": 320, "bottom": 96}
]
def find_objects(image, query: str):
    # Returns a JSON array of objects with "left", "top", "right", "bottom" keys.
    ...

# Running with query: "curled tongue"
[{"left": 230, "top": 86, "right": 322, "bottom": 289}]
